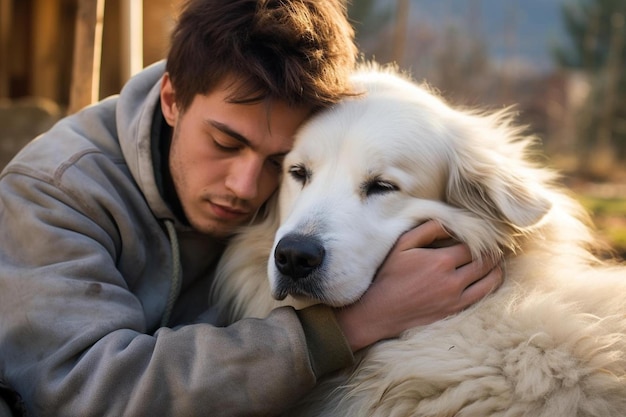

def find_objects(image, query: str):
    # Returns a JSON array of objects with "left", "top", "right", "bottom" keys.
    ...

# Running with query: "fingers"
[
  {"left": 458, "top": 262, "right": 504, "bottom": 307},
  {"left": 395, "top": 221, "right": 475, "bottom": 269},
  {"left": 436, "top": 243, "right": 474, "bottom": 269},
  {"left": 395, "top": 220, "right": 454, "bottom": 251},
  {"left": 455, "top": 253, "right": 499, "bottom": 284},
  {"left": 392, "top": 219, "right": 505, "bottom": 313}
]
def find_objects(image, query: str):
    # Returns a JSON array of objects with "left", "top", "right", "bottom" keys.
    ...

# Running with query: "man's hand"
[{"left": 335, "top": 220, "right": 503, "bottom": 352}]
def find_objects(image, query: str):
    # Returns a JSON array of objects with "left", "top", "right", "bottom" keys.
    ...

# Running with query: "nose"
[
  {"left": 274, "top": 234, "right": 325, "bottom": 280},
  {"left": 225, "top": 156, "right": 263, "bottom": 200}
]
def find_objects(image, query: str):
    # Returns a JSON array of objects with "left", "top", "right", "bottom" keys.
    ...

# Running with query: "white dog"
[{"left": 211, "top": 65, "right": 626, "bottom": 416}]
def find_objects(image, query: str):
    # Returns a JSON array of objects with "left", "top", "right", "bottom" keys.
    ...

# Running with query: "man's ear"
[{"left": 160, "top": 73, "right": 179, "bottom": 127}]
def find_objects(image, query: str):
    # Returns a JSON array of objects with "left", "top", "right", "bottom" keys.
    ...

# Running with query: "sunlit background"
[{"left": 0, "top": 0, "right": 624, "bottom": 257}]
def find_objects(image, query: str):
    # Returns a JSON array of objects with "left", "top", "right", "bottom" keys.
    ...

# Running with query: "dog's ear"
[{"left": 445, "top": 114, "right": 553, "bottom": 230}]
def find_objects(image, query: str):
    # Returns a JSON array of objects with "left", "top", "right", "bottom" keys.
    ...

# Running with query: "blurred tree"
[
  {"left": 347, "top": 0, "right": 392, "bottom": 40},
  {"left": 347, "top": 0, "right": 393, "bottom": 61},
  {"left": 554, "top": 0, "right": 626, "bottom": 176},
  {"left": 434, "top": 25, "right": 491, "bottom": 105}
]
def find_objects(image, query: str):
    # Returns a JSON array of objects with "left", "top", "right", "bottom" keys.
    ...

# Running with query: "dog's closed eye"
[
  {"left": 288, "top": 164, "right": 311, "bottom": 186},
  {"left": 362, "top": 177, "right": 399, "bottom": 197}
]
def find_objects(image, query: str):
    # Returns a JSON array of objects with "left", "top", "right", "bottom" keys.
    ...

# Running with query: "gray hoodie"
[{"left": 0, "top": 61, "right": 353, "bottom": 417}]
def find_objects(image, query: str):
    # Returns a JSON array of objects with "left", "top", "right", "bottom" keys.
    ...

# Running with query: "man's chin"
[{"left": 190, "top": 217, "right": 250, "bottom": 238}]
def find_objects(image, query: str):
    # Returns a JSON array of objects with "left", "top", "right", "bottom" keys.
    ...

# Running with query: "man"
[{"left": 0, "top": 0, "right": 502, "bottom": 415}]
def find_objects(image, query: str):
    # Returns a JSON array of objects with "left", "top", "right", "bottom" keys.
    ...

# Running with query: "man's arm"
[{"left": 0, "top": 170, "right": 320, "bottom": 417}]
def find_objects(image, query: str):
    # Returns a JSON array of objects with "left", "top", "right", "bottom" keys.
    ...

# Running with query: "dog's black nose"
[{"left": 274, "top": 234, "right": 325, "bottom": 280}]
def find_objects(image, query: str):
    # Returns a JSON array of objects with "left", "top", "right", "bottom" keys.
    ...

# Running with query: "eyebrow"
[{"left": 209, "top": 120, "right": 252, "bottom": 147}]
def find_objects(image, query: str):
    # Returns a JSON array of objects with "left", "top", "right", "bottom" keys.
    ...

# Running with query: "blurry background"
[{"left": 0, "top": 0, "right": 624, "bottom": 257}]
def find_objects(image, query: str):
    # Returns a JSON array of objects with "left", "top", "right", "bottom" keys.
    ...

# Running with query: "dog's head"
[{"left": 268, "top": 65, "right": 553, "bottom": 307}]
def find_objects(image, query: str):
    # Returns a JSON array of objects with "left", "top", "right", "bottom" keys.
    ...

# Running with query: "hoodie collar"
[
  {"left": 150, "top": 102, "right": 190, "bottom": 226},
  {"left": 116, "top": 60, "right": 191, "bottom": 229}
]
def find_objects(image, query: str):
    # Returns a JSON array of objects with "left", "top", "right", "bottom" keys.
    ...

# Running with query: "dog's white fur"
[{"left": 210, "top": 64, "right": 626, "bottom": 416}]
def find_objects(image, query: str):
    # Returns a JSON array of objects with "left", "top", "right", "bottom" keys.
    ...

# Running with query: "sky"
[{"left": 367, "top": 0, "right": 576, "bottom": 74}]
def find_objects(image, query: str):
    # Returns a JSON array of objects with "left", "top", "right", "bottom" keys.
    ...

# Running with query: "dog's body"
[{"left": 211, "top": 66, "right": 626, "bottom": 416}]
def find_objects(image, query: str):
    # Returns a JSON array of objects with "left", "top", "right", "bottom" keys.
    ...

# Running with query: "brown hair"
[{"left": 165, "top": 0, "right": 357, "bottom": 112}]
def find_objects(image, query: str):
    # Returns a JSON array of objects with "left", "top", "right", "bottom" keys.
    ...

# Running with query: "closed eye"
[
  {"left": 267, "top": 156, "right": 285, "bottom": 172},
  {"left": 213, "top": 139, "right": 240, "bottom": 152},
  {"left": 362, "top": 178, "right": 400, "bottom": 196},
  {"left": 288, "top": 164, "right": 310, "bottom": 186}
]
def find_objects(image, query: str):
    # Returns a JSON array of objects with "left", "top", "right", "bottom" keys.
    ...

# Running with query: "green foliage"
[
  {"left": 555, "top": 0, "right": 626, "bottom": 70},
  {"left": 579, "top": 194, "right": 626, "bottom": 215},
  {"left": 578, "top": 193, "right": 626, "bottom": 257}
]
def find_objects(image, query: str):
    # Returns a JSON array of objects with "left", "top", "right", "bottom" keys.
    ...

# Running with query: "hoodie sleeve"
[
  {"left": 0, "top": 160, "right": 346, "bottom": 416},
  {"left": 296, "top": 304, "right": 355, "bottom": 377}
]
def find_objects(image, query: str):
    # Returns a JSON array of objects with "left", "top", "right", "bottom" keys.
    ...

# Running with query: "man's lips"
[{"left": 209, "top": 201, "right": 250, "bottom": 220}]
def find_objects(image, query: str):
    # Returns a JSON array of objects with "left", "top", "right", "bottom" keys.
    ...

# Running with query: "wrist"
[{"left": 334, "top": 305, "right": 377, "bottom": 352}]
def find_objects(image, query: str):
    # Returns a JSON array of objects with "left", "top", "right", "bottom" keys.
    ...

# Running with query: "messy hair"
[{"left": 166, "top": 0, "right": 358, "bottom": 112}]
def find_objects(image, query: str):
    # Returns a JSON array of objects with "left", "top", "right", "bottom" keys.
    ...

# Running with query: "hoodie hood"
[{"left": 116, "top": 60, "right": 174, "bottom": 221}]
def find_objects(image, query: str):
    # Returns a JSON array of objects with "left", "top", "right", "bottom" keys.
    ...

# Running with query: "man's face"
[{"left": 160, "top": 74, "right": 311, "bottom": 237}]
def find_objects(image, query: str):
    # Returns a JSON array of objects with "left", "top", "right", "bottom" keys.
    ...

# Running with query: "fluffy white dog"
[{"left": 211, "top": 65, "right": 626, "bottom": 416}]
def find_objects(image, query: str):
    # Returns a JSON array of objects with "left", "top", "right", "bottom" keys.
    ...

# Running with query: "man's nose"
[{"left": 225, "top": 156, "right": 263, "bottom": 200}]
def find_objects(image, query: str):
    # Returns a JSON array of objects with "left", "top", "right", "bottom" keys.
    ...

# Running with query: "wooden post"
[
  {"left": 32, "top": 0, "right": 62, "bottom": 102},
  {"left": 120, "top": 0, "right": 143, "bottom": 82},
  {"left": 392, "top": 0, "right": 409, "bottom": 67},
  {"left": 69, "top": 0, "right": 105, "bottom": 114},
  {"left": 0, "top": 0, "right": 11, "bottom": 98}
]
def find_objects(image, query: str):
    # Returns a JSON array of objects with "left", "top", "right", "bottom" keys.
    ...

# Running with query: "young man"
[{"left": 0, "top": 0, "right": 502, "bottom": 415}]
